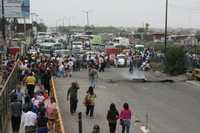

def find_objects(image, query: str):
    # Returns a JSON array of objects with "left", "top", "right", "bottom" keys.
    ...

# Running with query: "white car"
[{"left": 116, "top": 54, "right": 126, "bottom": 67}]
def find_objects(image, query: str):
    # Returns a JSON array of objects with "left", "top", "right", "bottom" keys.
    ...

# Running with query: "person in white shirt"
[
  {"left": 67, "top": 59, "right": 74, "bottom": 77},
  {"left": 22, "top": 107, "right": 37, "bottom": 133}
]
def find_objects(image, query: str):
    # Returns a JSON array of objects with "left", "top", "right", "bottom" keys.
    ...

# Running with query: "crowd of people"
[
  {"left": 6, "top": 44, "right": 153, "bottom": 133},
  {"left": 9, "top": 56, "right": 58, "bottom": 133}
]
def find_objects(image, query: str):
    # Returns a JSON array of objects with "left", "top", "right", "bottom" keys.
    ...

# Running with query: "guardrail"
[
  {"left": 50, "top": 77, "right": 65, "bottom": 133},
  {"left": 0, "top": 60, "right": 20, "bottom": 133}
]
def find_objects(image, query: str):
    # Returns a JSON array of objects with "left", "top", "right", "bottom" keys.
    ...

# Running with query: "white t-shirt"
[{"left": 23, "top": 111, "right": 37, "bottom": 126}]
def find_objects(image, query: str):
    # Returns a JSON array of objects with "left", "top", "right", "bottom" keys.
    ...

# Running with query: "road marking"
[{"left": 140, "top": 126, "right": 150, "bottom": 133}]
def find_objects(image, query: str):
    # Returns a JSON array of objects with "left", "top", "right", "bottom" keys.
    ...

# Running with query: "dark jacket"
[
  {"left": 67, "top": 86, "right": 79, "bottom": 101},
  {"left": 107, "top": 109, "right": 119, "bottom": 123}
]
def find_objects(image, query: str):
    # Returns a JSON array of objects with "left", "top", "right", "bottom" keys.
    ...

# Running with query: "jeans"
[
  {"left": 121, "top": 120, "right": 131, "bottom": 133},
  {"left": 89, "top": 78, "right": 96, "bottom": 88},
  {"left": 86, "top": 105, "right": 94, "bottom": 117},
  {"left": 37, "top": 127, "right": 48, "bottom": 133}
]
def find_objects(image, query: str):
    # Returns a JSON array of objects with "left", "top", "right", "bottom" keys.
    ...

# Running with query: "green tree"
[
  {"left": 37, "top": 23, "right": 47, "bottom": 32},
  {"left": 164, "top": 45, "right": 187, "bottom": 75}
]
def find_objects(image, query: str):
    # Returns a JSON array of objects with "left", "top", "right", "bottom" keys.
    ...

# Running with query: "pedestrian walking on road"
[
  {"left": 119, "top": 103, "right": 132, "bottom": 133},
  {"left": 10, "top": 94, "right": 22, "bottom": 133},
  {"left": 67, "top": 82, "right": 80, "bottom": 114},
  {"left": 46, "top": 97, "right": 57, "bottom": 132},
  {"left": 84, "top": 86, "right": 96, "bottom": 117},
  {"left": 92, "top": 124, "right": 100, "bottom": 133},
  {"left": 88, "top": 66, "right": 98, "bottom": 88},
  {"left": 25, "top": 72, "right": 37, "bottom": 98},
  {"left": 22, "top": 106, "right": 37, "bottom": 133},
  {"left": 37, "top": 110, "right": 48, "bottom": 133},
  {"left": 42, "top": 70, "right": 51, "bottom": 95},
  {"left": 107, "top": 103, "right": 119, "bottom": 133}
]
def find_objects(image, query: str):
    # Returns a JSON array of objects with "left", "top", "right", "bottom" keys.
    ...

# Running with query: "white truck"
[{"left": 112, "top": 37, "right": 130, "bottom": 47}]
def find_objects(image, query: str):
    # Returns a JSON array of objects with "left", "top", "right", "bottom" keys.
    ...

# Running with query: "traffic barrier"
[
  {"left": 50, "top": 77, "right": 65, "bottom": 133},
  {"left": 192, "top": 68, "right": 200, "bottom": 79}
]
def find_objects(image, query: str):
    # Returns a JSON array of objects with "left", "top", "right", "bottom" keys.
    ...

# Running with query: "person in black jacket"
[
  {"left": 67, "top": 82, "right": 80, "bottom": 114},
  {"left": 37, "top": 110, "right": 48, "bottom": 133},
  {"left": 107, "top": 103, "right": 119, "bottom": 133}
]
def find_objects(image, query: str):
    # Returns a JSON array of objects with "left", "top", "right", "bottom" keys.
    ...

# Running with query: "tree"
[
  {"left": 164, "top": 45, "right": 187, "bottom": 75},
  {"left": 37, "top": 23, "right": 47, "bottom": 32}
]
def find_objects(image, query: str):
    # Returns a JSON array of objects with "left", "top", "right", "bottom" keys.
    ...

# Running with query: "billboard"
[{"left": 0, "top": 0, "right": 30, "bottom": 18}]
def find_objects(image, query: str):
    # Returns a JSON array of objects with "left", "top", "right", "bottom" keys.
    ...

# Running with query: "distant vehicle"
[
  {"left": 72, "top": 41, "right": 83, "bottom": 51},
  {"left": 105, "top": 47, "right": 121, "bottom": 65},
  {"left": 53, "top": 49, "right": 71, "bottom": 57},
  {"left": 116, "top": 54, "right": 127, "bottom": 67},
  {"left": 39, "top": 42, "right": 63, "bottom": 55},
  {"left": 135, "top": 45, "right": 144, "bottom": 54},
  {"left": 86, "top": 51, "right": 99, "bottom": 61},
  {"left": 112, "top": 37, "right": 130, "bottom": 47}
]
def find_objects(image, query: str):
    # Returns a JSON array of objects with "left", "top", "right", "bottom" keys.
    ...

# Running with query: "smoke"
[{"left": 121, "top": 68, "right": 145, "bottom": 80}]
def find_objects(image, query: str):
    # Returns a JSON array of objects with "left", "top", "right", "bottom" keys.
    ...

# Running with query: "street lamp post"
[
  {"left": 82, "top": 10, "right": 90, "bottom": 26},
  {"left": 164, "top": 0, "right": 168, "bottom": 54},
  {"left": 1, "top": 0, "right": 6, "bottom": 41}
]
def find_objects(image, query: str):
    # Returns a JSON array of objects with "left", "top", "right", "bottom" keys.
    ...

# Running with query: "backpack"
[{"left": 84, "top": 95, "right": 91, "bottom": 106}]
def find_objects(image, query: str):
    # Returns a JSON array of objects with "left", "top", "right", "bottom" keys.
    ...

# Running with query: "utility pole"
[
  {"left": 82, "top": 10, "right": 90, "bottom": 26},
  {"left": 164, "top": 0, "right": 168, "bottom": 54},
  {"left": 1, "top": 0, "right": 6, "bottom": 41}
]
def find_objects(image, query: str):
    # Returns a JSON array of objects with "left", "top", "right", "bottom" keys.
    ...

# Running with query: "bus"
[{"left": 39, "top": 42, "right": 63, "bottom": 55}]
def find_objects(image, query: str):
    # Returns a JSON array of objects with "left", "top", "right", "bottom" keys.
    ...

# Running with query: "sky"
[{"left": 31, "top": 0, "right": 200, "bottom": 28}]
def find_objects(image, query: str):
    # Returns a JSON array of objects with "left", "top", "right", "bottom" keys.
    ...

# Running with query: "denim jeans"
[
  {"left": 89, "top": 78, "right": 96, "bottom": 88},
  {"left": 121, "top": 120, "right": 131, "bottom": 133}
]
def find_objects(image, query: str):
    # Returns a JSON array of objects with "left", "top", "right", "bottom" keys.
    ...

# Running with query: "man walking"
[
  {"left": 88, "top": 66, "right": 98, "bottom": 88},
  {"left": 67, "top": 82, "right": 80, "bottom": 114}
]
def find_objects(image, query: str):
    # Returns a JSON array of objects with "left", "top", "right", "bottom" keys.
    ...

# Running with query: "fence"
[
  {"left": 0, "top": 60, "right": 20, "bottom": 133},
  {"left": 50, "top": 77, "right": 65, "bottom": 133}
]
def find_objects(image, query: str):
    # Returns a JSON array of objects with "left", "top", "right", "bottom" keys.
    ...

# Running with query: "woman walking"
[
  {"left": 84, "top": 86, "right": 96, "bottom": 117},
  {"left": 46, "top": 97, "right": 57, "bottom": 132},
  {"left": 119, "top": 103, "right": 132, "bottom": 133},
  {"left": 10, "top": 95, "right": 22, "bottom": 133},
  {"left": 107, "top": 103, "right": 119, "bottom": 133}
]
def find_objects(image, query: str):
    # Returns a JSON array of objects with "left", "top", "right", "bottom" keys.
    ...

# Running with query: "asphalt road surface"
[{"left": 54, "top": 68, "right": 200, "bottom": 133}]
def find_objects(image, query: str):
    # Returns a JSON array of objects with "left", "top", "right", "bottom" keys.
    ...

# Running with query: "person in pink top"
[
  {"left": 46, "top": 97, "right": 57, "bottom": 132},
  {"left": 119, "top": 103, "right": 132, "bottom": 133}
]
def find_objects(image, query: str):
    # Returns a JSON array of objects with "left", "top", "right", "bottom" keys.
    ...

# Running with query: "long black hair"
[
  {"left": 109, "top": 103, "right": 117, "bottom": 112},
  {"left": 87, "top": 86, "right": 94, "bottom": 95}
]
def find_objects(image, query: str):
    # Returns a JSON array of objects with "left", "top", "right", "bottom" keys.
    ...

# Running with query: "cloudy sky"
[{"left": 31, "top": 0, "right": 200, "bottom": 28}]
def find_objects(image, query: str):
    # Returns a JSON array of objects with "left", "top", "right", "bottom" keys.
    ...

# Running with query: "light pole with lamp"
[
  {"left": 1, "top": 0, "right": 6, "bottom": 41},
  {"left": 82, "top": 10, "right": 91, "bottom": 26},
  {"left": 164, "top": 0, "right": 168, "bottom": 55}
]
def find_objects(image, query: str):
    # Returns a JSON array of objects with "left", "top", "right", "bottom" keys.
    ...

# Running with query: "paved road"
[{"left": 55, "top": 68, "right": 200, "bottom": 133}]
